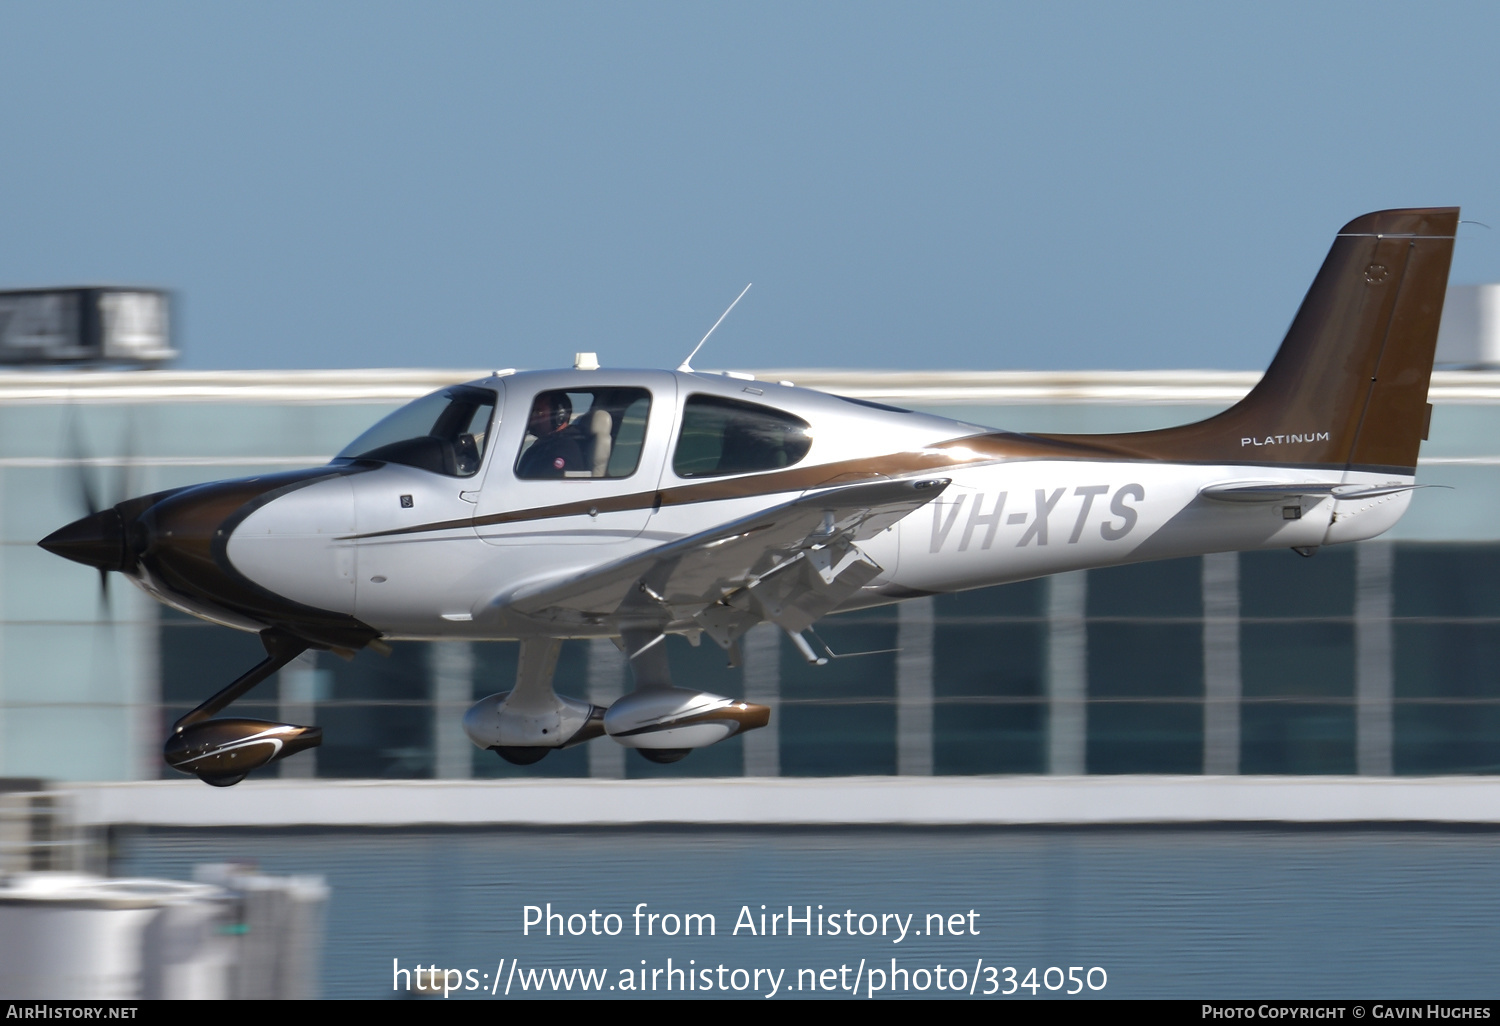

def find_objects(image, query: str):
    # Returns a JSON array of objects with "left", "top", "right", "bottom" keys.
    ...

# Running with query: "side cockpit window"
[
  {"left": 515, "top": 388, "right": 652, "bottom": 479},
  {"left": 337, "top": 385, "right": 497, "bottom": 478},
  {"left": 672, "top": 394, "right": 812, "bottom": 478}
]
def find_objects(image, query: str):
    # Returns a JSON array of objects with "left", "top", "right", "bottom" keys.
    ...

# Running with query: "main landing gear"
[{"left": 462, "top": 632, "right": 769, "bottom": 766}]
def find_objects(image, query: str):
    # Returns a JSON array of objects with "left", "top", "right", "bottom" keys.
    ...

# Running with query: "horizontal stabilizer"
[{"left": 1200, "top": 481, "right": 1429, "bottom": 503}]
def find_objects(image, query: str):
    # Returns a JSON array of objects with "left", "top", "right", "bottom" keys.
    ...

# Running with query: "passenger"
[{"left": 516, "top": 392, "right": 586, "bottom": 478}]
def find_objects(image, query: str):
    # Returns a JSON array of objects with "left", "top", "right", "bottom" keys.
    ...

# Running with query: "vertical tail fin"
[{"left": 1040, "top": 207, "right": 1458, "bottom": 472}]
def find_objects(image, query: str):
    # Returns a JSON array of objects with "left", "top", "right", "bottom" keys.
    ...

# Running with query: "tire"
[
  {"left": 199, "top": 773, "right": 247, "bottom": 787},
  {"left": 637, "top": 748, "right": 691, "bottom": 765},
  {"left": 493, "top": 746, "right": 550, "bottom": 765}
]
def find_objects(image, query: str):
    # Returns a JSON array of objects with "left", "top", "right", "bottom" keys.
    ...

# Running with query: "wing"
[{"left": 504, "top": 477, "right": 950, "bottom": 647}]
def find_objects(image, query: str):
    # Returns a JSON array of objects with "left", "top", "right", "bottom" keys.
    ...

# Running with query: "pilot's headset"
[{"left": 548, "top": 392, "right": 573, "bottom": 431}]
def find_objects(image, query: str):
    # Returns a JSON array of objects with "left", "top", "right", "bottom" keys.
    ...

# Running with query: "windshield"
[{"left": 337, "top": 385, "right": 498, "bottom": 477}]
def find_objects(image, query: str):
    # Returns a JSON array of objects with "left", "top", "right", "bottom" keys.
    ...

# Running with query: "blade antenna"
[{"left": 678, "top": 283, "right": 752, "bottom": 373}]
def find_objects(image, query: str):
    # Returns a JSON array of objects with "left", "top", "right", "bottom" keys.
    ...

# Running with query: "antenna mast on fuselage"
[{"left": 678, "top": 283, "right": 752, "bottom": 373}]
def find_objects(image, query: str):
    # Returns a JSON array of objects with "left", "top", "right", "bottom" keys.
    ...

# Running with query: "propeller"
[{"left": 61, "top": 408, "right": 140, "bottom": 616}]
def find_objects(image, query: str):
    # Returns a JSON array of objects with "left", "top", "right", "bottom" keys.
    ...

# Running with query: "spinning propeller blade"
[{"left": 59, "top": 409, "right": 141, "bottom": 616}]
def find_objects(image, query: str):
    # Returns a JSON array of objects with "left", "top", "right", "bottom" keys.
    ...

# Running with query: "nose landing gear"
[{"left": 164, "top": 629, "right": 323, "bottom": 787}]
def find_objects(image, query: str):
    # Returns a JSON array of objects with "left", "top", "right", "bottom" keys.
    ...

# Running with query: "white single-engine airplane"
[{"left": 42, "top": 207, "right": 1457, "bottom": 785}]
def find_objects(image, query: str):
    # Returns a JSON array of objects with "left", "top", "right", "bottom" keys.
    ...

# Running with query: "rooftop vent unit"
[
  {"left": 1435, "top": 284, "right": 1500, "bottom": 369},
  {"left": 0, "top": 287, "right": 175, "bottom": 367}
]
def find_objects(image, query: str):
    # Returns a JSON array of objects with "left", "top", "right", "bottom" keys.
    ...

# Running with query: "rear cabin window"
[
  {"left": 672, "top": 394, "right": 812, "bottom": 478},
  {"left": 515, "top": 387, "right": 652, "bottom": 479}
]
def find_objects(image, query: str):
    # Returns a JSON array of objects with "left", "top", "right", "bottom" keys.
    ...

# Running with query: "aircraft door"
[
  {"left": 472, "top": 373, "right": 678, "bottom": 547},
  {"left": 341, "top": 380, "right": 504, "bottom": 630}
]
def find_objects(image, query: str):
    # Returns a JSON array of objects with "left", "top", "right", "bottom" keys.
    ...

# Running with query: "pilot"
[{"left": 516, "top": 392, "right": 586, "bottom": 478}]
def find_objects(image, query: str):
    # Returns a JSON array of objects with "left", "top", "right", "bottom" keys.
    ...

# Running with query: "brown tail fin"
[{"left": 1038, "top": 207, "right": 1458, "bottom": 473}]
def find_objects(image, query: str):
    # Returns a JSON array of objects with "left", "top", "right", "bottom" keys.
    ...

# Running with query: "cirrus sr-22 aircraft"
[{"left": 41, "top": 207, "right": 1459, "bottom": 786}]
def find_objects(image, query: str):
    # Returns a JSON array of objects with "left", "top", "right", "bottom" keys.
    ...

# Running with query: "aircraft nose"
[{"left": 38, "top": 508, "right": 130, "bottom": 571}]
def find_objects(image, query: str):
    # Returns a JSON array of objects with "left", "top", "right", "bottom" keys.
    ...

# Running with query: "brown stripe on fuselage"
[
  {"left": 952, "top": 430, "right": 1417, "bottom": 475},
  {"left": 345, "top": 427, "right": 1267, "bottom": 543},
  {"left": 345, "top": 440, "right": 1026, "bottom": 540},
  {"left": 348, "top": 396, "right": 1428, "bottom": 546},
  {"left": 924, "top": 431, "right": 1417, "bottom": 476},
  {"left": 347, "top": 413, "right": 1422, "bottom": 544}
]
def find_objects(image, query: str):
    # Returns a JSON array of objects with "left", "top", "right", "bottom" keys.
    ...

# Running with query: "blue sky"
[{"left": 2, "top": 2, "right": 1498, "bottom": 373}]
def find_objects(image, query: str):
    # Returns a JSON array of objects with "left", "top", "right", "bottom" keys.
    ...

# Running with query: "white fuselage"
[{"left": 217, "top": 368, "right": 1414, "bottom": 641}]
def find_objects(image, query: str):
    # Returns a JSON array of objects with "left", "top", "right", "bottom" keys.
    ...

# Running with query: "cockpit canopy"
[{"left": 336, "top": 385, "right": 497, "bottom": 477}]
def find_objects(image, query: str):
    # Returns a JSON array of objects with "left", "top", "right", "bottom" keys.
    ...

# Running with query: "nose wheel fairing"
[
  {"left": 161, "top": 629, "right": 323, "bottom": 786},
  {"left": 164, "top": 718, "right": 323, "bottom": 783}
]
